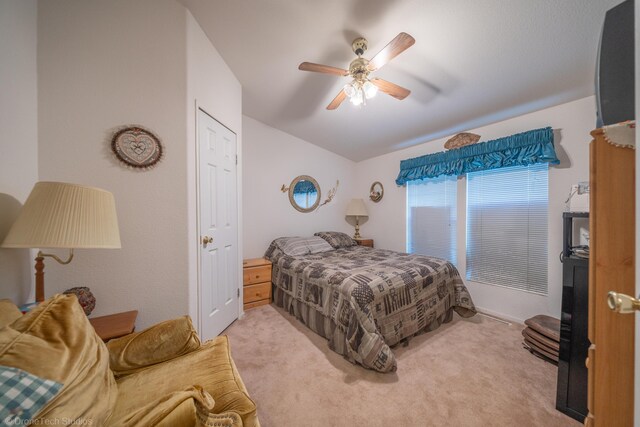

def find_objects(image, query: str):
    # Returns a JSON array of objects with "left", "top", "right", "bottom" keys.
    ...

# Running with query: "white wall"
[
  {"left": 0, "top": 0, "right": 38, "bottom": 304},
  {"left": 35, "top": 1, "right": 243, "bottom": 330},
  {"left": 242, "top": 116, "right": 356, "bottom": 258},
  {"left": 37, "top": 0, "right": 189, "bottom": 328},
  {"left": 355, "top": 96, "right": 596, "bottom": 322},
  {"left": 185, "top": 11, "right": 243, "bottom": 323}
]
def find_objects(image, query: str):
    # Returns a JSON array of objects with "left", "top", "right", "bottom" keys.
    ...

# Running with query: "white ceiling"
[{"left": 180, "top": 0, "right": 620, "bottom": 161}]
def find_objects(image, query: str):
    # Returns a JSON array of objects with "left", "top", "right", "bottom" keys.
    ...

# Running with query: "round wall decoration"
[
  {"left": 369, "top": 181, "right": 384, "bottom": 202},
  {"left": 111, "top": 126, "right": 163, "bottom": 169}
]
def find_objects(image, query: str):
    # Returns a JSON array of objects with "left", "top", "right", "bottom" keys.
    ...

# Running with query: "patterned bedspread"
[{"left": 264, "top": 244, "right": 476, "bottom": 372}]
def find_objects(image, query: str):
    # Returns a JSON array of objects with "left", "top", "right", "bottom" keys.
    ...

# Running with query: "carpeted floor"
[{"left": 224, "top": 304, "right": 580, "bottom": 427}]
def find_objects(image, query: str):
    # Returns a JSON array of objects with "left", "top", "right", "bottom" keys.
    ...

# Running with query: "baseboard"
[{"left": 474, "top": 306, "right": 524, "bottom": 325}]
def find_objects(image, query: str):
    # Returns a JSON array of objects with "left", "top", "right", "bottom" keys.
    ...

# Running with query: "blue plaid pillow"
[{"left": 0, "top": 366, "right": 62, "bottom": 424}]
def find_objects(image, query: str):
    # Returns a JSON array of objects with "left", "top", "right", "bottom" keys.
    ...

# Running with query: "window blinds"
[
  {"left": 407, "top": 176, "right": 457, "bottom": 265},
  {"left": 466, "top": 163, "right": 549, "bottom": 294}
]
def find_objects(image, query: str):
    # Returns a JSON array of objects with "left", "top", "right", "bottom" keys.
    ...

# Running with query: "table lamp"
[
  {"left": 2, "top": 182, "right": 121, "bottom": 302},
  {"left": 346, "top": 198, "right": 368, "bottom": 239}
]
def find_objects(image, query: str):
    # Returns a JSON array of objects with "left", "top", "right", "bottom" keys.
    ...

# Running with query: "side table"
[{"left": 89, "top": 310, "right": 138, "bottom": 342}]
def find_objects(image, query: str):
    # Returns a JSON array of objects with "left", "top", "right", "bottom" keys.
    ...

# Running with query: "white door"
[{"left": 198, "top": 109, "right": 239, "bottom": 340}]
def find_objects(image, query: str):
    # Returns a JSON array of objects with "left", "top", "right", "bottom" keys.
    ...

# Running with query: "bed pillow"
[
  {"left": 314, "top": 231, "right": 357, "bottom": 249},
  {"left": 304, "top": 236, "right": 334, "bottom": 254},
  {"left": 274, "top": 237, "right": 311, "bottom": 256}
]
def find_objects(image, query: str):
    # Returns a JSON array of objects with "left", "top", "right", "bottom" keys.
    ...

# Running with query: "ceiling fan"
[{"left": 298, "top": 32, "right": 415, "bottom": 110}]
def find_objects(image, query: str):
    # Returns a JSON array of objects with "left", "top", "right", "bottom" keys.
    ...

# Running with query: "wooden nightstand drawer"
[
  {"left": 243, "top": 282, "right": 271, "bottom": 304},
  {"left": 244, "top": 299, "right": 270, "bottom": 310},
  {"left": 243, "top": 257, "right": 273, "bottom": 311},
  {"left": 355, "top": 238, "right": 374, "bottom": 248},
  {"left": 243, "top": 264, "right": 271, "bottom": 285}
]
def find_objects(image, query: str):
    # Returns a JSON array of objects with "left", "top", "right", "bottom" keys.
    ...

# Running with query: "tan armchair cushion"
[
  {"left": 112, "top": 336, "right": 258, "bottom": 427},
  {"left": 0, "top": 299, "right": 22, "bottom": 328},
  {"left": 108, "top": 384, "right": 218, "bottom": 426},
  {"left": 0, "top": 294, "right": 117, "bottom": 424},
  {"left": 107, "top": 315, "right": 201, "bottom": 376}
]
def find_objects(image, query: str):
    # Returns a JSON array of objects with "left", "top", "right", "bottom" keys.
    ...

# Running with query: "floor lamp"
[{"left": 2, "top": 182, "right": 121, "bottom": 302}]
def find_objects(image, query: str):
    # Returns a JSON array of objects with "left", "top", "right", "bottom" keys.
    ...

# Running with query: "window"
[
  {"left": 293, "top": 191, "right": 317, "bottom": 208},
  {"left": 466, "top": 163, "right": 549, "bottom": 294},
  {"left": 407, "top": 175, "right": 457, "bottom": 265}
]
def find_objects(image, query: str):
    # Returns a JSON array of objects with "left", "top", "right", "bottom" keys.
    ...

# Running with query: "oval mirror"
[
  {"left": 370, "top": 181, "right": 384, "bottom": 203},
  {"left": 288, "top": 175, "right": 321, "bottom": 213}
]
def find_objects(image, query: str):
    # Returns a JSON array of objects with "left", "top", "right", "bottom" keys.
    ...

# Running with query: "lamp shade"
[
  {"left": 2, "top": 182, "right": 121, "bottom": 249},
  {"left": 346, "top": 198, "right": 368, "bottom": 217}
]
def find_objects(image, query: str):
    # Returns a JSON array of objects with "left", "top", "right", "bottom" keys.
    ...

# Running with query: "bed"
[{"left": 264, "top": 232, "right": 476, "bottom": 373}]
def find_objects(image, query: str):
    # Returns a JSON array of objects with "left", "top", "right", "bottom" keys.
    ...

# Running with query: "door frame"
[
  {"left": 635, "top": 3, "right": 640, "bottom": 423},
  {"left": 194, "top": 104, "right": 242, "bottom": 337}
]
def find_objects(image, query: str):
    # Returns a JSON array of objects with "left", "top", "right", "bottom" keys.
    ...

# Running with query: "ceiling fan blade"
[
  {"left": 327, "top": 89, "right": 347, "bottom": 110},
  {"left": 371, "top": 78, "right": 411, "bottom": 100},
  {"left": 299, "top": 62, "right": 349, "bottom": 76},
  {"left": 367, "top": 32, "right": 415, "bottom": 72}
]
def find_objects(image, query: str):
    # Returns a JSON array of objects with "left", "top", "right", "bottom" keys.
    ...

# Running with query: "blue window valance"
[{"left": 395, "top": 127, "right": 559, "bottom": 185}]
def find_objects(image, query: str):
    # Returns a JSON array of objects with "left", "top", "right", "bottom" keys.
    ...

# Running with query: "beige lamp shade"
[
  {"left": 346, "top": 198, "right": 368, "bottom": 217},
  {"left": 2, "top": 182, "right": 121, "bottom": 249}
]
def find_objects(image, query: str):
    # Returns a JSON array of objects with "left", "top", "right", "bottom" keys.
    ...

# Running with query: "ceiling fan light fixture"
[
  {"left": 350, "top": 89, "right": 364, "bottom": 106},
  {"left": 363, "top": 80, "right": 378, "bottom": 99},
  {"left": 344, "top": 82, "right": 356, "bottom": 98}
]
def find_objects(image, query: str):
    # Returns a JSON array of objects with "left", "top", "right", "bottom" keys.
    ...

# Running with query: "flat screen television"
[{"left": 596, "top": 0, "right": 635, "bottom": 127}]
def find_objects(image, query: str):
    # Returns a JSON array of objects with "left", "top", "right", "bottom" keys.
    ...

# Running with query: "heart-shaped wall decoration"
[{"left": 111, "top": 126, "right": 163, "bottom": 169}]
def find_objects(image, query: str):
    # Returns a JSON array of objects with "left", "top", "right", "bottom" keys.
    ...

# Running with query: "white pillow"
[
  {"left": 273, "top": 236, "right": 334, "bottom": 256},
  {"left": 277, "top": 237, "right": 311, "bottom": 256},
  {"left": 304, "top": 236, "right": 334, "bottom": 254}
]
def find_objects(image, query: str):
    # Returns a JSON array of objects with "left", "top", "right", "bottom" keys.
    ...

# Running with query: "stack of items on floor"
[{"left": 522, "top": 314, "right": 560, "bottom": 364}]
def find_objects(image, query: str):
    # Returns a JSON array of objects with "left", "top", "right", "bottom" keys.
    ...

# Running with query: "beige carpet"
[{"left": 224, "top": 304, "right": 580, "bottom": 427}]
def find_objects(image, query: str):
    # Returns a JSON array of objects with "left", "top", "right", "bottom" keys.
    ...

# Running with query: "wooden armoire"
[{"left": 586, "top": 125, "right": 635, "bottom": 426}]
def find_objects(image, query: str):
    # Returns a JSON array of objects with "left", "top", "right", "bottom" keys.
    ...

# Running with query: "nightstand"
[
  {"left": 355, "top": 238, "right": 374, "bottom": 248},
  {"left": 243, "top": 258, "right": 272, "bottom": 310},
  {"left": 89, "top": 310, "right": 138, "bottom": 342}
]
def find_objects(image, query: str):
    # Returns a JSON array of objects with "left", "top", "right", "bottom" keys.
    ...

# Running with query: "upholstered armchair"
[{"left": 0, "top": 295, "right": 259, "bottom": 426}]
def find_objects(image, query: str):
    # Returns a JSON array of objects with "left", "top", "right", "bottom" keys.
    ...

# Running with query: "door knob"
[
  {"left": 607, "top": 291, "right": 640, "bottom": 314},
  {"left": 202, "top": 236, "right": 213, "bottom": 246}
]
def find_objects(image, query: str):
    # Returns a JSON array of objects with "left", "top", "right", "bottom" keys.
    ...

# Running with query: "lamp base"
[
  {"left": 34, "top": 255, "right": 44, "bottom": 303},
  {"left": 353, "top": 220, "right": 362, "bottom": 239},
  {"left": 34, "top": 249, "right": 74, "bottom": 303}
]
